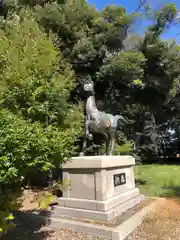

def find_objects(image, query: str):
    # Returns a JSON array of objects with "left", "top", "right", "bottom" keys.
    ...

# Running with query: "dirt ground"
[
  {"left": 126, "top": 198, "right": 180, "bottom": 240},
  {"left": 3, "top": 190, "right": 180, "bottom": 240}
]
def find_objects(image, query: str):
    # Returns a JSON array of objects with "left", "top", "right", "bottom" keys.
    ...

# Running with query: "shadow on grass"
[
  {"left": 3, "top": 210, "right": 52, "bottom": 240},
  {"left": 161, "top": 186, "right": 180, "bottom": 197},
  {"left": 135, "top": 178, "right": 147, "bottom": 185}
]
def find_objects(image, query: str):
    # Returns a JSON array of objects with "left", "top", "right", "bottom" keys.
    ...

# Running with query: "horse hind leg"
[
  {"left": 109, "top": 132, "right": 116, "bottom": 155},
  {"left": 80, "top": 118, "right": 90, "bottom": 156},
  {"left": 86, "top": 119, "right": 94, "bottom": 140},
  {"left": 104, "top": 133, "right": 109, "bottom": 155},
  {"left": 80, "top": 134, "right": 87, "bottom": 156}
]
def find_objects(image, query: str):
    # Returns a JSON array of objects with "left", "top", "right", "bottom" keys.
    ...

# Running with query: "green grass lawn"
[{"left": 135, "top": 164, "right": 180, "bottom": 197}]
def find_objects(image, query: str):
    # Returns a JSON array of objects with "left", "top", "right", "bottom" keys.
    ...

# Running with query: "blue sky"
[{"left": 87, "top": 0, "right": 180, "bottom": 43}]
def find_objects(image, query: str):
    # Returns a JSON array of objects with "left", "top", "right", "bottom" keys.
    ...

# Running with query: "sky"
[{"left": 87, "top": 0, "right": 180, "bottom": 43}]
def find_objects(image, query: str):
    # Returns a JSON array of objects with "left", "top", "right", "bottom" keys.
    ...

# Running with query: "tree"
[
  {"left": 0, "top": 10, "right": 83, "bottom": 231},
  {"left": 133, "top": 3, "right": 180, "bottom": 160},
  {"left": 32, "top": 1, "right": 180, "bottom": 160}
]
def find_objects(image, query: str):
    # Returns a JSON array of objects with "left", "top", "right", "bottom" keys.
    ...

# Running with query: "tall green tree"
[
  {"left": 0, "top": 9, "right": 83, "bottom": 231},
  {"left": 1, "top": 0, "right": 180, "bottom": 161},
  {"left": 33, "top": 1, "right": 180, "bottom": 160}
]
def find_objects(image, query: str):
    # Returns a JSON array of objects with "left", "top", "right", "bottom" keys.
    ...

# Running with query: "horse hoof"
[{"left": 88, "top": 134, "right": 93, "bottom": 140}]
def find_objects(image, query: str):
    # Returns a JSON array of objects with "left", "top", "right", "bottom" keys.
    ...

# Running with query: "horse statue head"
[
  {"left": 77, "top": 76, "right": 95, "bottom": 97},
  {"left": 83, "top": 76, "right": 95, "bottom": 95}
]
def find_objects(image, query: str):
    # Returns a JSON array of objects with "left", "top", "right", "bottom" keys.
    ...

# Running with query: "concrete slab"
[
  {"left": 49, "top": 155, "right": 154, "bottom": 239},
  {"left": 58, "top": 188, "right": 140, "bottom": 212},
  {"left": 62, "top": 156, "right": 136, "bottom": 201},
  {"left": 52, "top": 194, "right": 144, "bottom": 221},
  {"left": 60, "top": 155, "right": 139, "bottom": 222},
  {"left": 63, "top": 156, "right": 135, "bottom": 169},
  {"left": 48, "top": 197, "right": 166, "bottom": 240}
]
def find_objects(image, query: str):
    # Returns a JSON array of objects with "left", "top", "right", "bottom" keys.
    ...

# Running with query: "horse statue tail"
[{"left": 115, "top": 115, "right": 127, "bottom": 127}]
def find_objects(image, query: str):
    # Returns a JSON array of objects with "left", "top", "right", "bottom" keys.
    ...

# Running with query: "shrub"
[
  {"left": 115, "top": 141, "right": 134, "bottom": 155},
  {"left": 0, "top": 10, "right": 83, "bottom": 231},
  {"left": 0, "top": 109, "right": 81, "bottom": 231}
]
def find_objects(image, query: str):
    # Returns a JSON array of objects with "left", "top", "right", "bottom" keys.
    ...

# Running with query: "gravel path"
[
  {"left": 125, "top": 198, "right": 180, "bottom": 240},
  {"left": 3, "top": 190, "right": 104, "bottom": 240},
  {"left": 0, "top": 210, "right": 151, "bottom": 240},
  {"left": 3, "top": 211, "right": 104, "bottom": 240},
  {"left": 3, "top": 198, "right": 180, "bottom": 240},
  {"left": 3, "top": 211, "right": 180, "bottom": 240}
]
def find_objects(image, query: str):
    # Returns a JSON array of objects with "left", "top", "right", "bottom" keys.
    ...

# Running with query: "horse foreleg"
[
  {"left": 81, "top": 118, "right": 95, "bottom": 154},
  {"left": 104, "top": 133, "right": 109, "bottom": 155},
  {"left": 109, "top": 132, "right": 116, "bottom": 155},
  {"left": 86, "top": 119, "right": 95, "bottom": 140},
  {"left": 80, "top": 116, "right": 88, "bottom": 156},
  {"left": 80, "top": 134, "right": 87, "bottom": 156}
]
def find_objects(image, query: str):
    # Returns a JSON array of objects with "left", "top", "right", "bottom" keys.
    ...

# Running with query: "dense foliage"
[
  {"left": 0, "top": 11, "right": 83, "bottom": 231},
  {"left": 32, "top": 0, "right": 180, "bottom": 161},
  {"left": 0, "top": 0, "right": 180, "bottom": 232}
]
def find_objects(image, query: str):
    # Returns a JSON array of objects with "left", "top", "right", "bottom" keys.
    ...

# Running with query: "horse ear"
[
  {"left": 77, "top": 79, "right": 83, "bottom": 85},
  {"left": 76, "top": 80, "right": 82, "bottom": 93}
]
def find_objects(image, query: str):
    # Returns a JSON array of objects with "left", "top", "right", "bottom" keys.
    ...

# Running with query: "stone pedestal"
[{"left": 54, "top": 156, "right": 144, "bottom": 221}]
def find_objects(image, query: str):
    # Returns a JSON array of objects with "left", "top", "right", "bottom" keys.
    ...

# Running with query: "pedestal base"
[
  {"left": 53, "top": 190, "right": 144, "bottom": 221},
  {"left": 54, "top": 156, "right": 143, "bottom": 221}
]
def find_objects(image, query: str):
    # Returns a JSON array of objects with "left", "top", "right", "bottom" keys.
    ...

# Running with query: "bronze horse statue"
[{"left": 80, "top": 80, "right": 127, "bottom": 156}]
